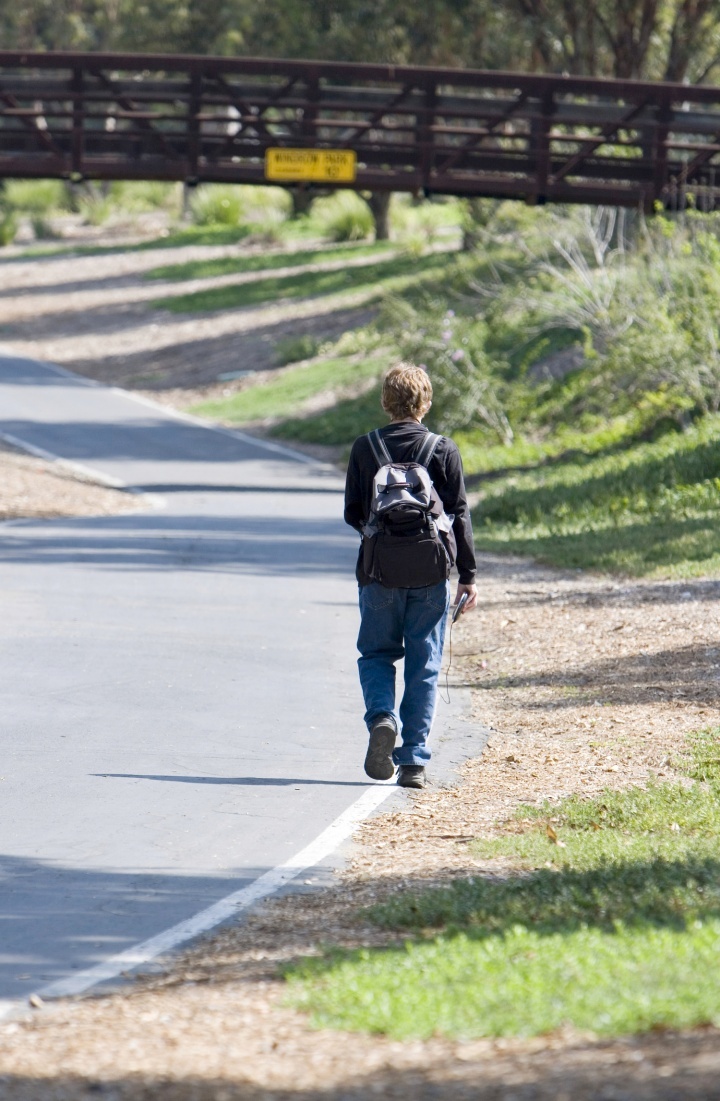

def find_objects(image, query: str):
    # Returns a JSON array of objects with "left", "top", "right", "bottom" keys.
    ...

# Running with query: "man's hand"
[{"left": 453, "top": 582, "right": 478, "bottom": 613}]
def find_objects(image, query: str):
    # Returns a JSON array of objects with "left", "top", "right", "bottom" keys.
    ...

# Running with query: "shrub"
[
  {"left": 109, "top": 181, "right": 181, "bottom": 213},
  {"left": 79, "top": 194, "right": 114, "bottom": 226},
  {"left": 190, "top": 185, "right": 244, "bottom": 227},
  {"left": 30, "top": 215, "right": 59, "bottom": 240},
  {"left": 275, "top": 334, "right": 323, "bottom": 365},
  {"left": 4, "top": 179, "right": 67, "bottom": 213},
  {"left": 392, "top": 196, "right": 464, "bottom": 248},
  {"left": 239, "top": 185, "right": 292, "bottom": 224},
  {"left": 190, "top": 184, "right": 291, "bottom": 229},
  {"left": 313, "top": 192, "right": 374, "bottom": 242},
  {"left": 0, "top": 209, "right": 18, "bottom": 246},
  {"left": 381, "top": 295, "right": 513, "bottom": 442}
]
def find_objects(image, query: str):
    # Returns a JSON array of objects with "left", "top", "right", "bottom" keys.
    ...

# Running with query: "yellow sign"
[{"left": 265, "top": 147, "right": 356, "bottom": 183}]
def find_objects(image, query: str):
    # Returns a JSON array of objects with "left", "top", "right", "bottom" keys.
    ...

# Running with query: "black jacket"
[{"left": 343, "top": 421, "right": 477, "bottom": 586}]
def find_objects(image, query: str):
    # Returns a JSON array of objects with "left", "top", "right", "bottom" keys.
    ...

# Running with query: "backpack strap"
[
  {"left": 367, "top": 429, "right": 393, "bottom": 469},
  {"left": 415, "top": 431, "right": 443, "bottom": 468}
]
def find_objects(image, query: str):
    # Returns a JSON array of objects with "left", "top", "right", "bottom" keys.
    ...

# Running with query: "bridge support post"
[
  {"left": 71, "top": 66, "right": 84, "bottom": 179},
  {"left": 366, "top": 191, "right": 391, "bottom": 241}
]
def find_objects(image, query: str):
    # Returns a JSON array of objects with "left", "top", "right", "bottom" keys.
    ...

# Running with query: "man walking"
[{"left": 344, "top": 362, "right": 478, "bottom": 788}]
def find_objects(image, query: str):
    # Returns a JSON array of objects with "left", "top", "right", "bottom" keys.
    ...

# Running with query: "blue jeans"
[{"left": 357, "top": 580, "right": 450, "bottom": 766}]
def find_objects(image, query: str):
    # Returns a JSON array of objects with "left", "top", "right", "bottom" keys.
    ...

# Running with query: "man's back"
[{"left": 344, "top": 421, "right": 477, "bottom": 588}]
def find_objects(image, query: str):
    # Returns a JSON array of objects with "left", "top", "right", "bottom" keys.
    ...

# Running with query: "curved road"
[{"left": 0, "top": 355, "right": 482, "bottom": 1007}]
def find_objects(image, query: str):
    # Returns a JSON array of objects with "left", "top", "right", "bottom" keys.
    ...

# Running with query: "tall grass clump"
[
  {"left": 534, "top": 211, "right": 720, "bottom": 423},
  {"left": 373, "top": 204, "right": 720, "bottom": 452},
  {"left": 190, "top": 184, "right": 290, "bottom": 229},
  {"left": 78, "top": 193, "right": 115, "bottom": 226},
  {"left": 108, "top": 181, "right": 181, "bottom": 213},
  {"left": 312, "top": 191, "right": 374, "bottom": 242},
  {"left": 5, "top": 179, "right": 68, "bottom": 214},
  {"left": 392, "top": 195, "right": 464, "bottom": 251},
  {"left": 190, "top": 184, "right": 245, "bottom": 227},
  {"left": 0, "top": 207, "right": 17, "bottom": 246}
]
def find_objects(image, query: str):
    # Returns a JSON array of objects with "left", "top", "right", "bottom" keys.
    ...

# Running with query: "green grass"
[
  {"left": 153, "top": 251, "right": 456, "bottom": 313},
  {"left": 191, "top": 355, "right": 385, "bottom": 425},
  {"left": 271, "top": 382, "right": 384, "bottom": 445},
  {"left": 289, "top": 924, "right": 720, "bottom": 1040},
  {"left": 263, "top": 376, "right": 633, "bottom": 454},
  {"left": 472, "top": 414, "right": 720, "bottom": 578},
  {"left": 144, "top": 241, "right": 391, "bottom": 282},
  {"left": 3, "top": 224, "right": 251, "bottom": 262},
  {"left": 454, "top": 409, "right": 657, "bottom": 477},
  {"left": 134, "top": 224, "right": 253, "bottom": 250},
  {"left": 287, "top": 729, "right": 720, "bottom": 1040},
  {"left": 5, "top": 178, "right": 68, "bottom": 213}
]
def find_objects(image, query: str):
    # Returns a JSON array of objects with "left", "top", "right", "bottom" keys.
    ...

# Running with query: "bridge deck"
[{"left": 0, "top": 51, "right": 719, "bottom": 209}]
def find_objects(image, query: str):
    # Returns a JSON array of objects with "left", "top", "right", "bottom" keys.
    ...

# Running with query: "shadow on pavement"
[
  {"left": 0, "top": 514, "right": 357, "bottom": 575},
  {"left": 0, "top": 414, "right": 337, "bottom": 469},
  {"left": 0, "top": 854, "right": 268, "bottom": 1001},
  {"left": 130, "top": 484, "right": 342, "bottom": 495}
]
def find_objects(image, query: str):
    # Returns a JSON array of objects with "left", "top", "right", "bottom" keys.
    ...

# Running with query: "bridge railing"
[{"left": 0, "top": 51, "right": 719, "bottom": 209}]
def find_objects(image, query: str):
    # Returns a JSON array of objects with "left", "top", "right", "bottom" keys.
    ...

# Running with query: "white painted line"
[
  {"left": 0, "top": 349, "right": 326, "bottom": 469},
  {"left": 0, "top": 429, "right": 166, "bottom": 519},
  {"left": 0, "top": 352, "right": 105, "bottom": 389},
  {"left": 0, "top": 781, "right": 395, "bottom": 1020},
  {"left": 0, "top": 429, "right": 128, "bottom": 489}
]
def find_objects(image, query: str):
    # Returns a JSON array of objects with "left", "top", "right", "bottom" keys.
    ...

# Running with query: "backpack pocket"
[{"left": 368, "top": 531, "right": 450, "bottom": 589}]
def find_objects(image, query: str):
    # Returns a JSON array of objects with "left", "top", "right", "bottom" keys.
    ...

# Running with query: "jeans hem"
[{"left": 393, "top": 752, "right": 430, "bottom": 766}]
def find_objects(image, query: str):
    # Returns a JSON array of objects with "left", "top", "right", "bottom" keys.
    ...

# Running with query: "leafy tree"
[
  {"left": 510, "top": 0, "right": 720, "bottom": 82},
  {"left": 242, "top": 0, "right": 523, "bottom": 69},
  {"left": 0, "top": 0, "right": 252, "bottom": 55}
]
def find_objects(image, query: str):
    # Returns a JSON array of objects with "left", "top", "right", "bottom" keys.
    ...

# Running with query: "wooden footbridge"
[{"left": 2, "top": 50, "right": 720, "bottom": 210}]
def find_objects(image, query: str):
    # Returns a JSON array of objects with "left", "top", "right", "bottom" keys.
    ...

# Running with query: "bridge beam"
[{"left": 0, "top": 51, "right": 717, "bottom": 210}]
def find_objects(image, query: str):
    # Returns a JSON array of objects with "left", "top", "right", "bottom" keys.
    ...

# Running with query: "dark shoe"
[
  {"left": 397, "top": 765, "right": 427, "bottom": 789},
  {"left": 364, "top": 716, "right": 397, "bottom": 780}
]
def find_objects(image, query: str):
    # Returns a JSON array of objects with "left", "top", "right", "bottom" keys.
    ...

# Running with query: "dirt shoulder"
[
  {"left": 1, "top": 555, "right": 719, "bottom": 1099},
  {"left": 0, "top": 440, "right": 144, "bottom": 521}
]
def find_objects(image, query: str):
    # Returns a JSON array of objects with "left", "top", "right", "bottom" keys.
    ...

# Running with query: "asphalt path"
[{"left": 0, "top": 354, "right": 482, "bottom": 1005}]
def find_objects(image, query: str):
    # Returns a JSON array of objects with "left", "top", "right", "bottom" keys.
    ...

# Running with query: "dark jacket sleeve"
[{"left": 434, "top": 440, "right": 477, "bottom": 586}]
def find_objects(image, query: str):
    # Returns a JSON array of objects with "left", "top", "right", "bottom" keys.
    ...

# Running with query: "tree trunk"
[
  {"left": 367, "top": 191, "right": 391, "bottom": 240},
  {"left": 663, "top": 0, "right": 717, "bottom": 82},
  {"left": 181, "top": 181, "right": 196, "bottom": 223},
  {"left": 290, "top": 187, "right": 315, "bottom": 219}
]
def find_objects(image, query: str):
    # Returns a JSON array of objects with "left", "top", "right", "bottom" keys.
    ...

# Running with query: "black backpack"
[{"left": 361, "top": 429, "right": 457, "bottom": 589}]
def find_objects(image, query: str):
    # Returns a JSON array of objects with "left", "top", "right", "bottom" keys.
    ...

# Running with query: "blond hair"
[{"left": 381, "top": 362, "right": 433, "bottom": 420}]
